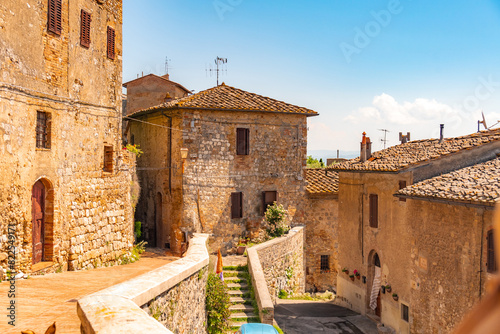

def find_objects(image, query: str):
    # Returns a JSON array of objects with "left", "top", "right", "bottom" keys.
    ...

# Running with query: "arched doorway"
[
  {"left": 368, "top": 251, "right": 382, "bottom": 317},
  {"left": 31, "top": 179, "right": 54, "bottom": 265}
]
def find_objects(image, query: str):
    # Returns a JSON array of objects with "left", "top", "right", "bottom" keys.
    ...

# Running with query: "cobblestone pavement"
[
  {"left": 275, "top": 299, "right": 378, "bottom": 334},
  {"left": 0, "top": 250, "right": 177, "bottom": 334}
]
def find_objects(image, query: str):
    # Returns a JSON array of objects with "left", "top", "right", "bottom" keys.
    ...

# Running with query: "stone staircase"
[{"left": 223, "top": 265, "right": 259, "bottom": 332}]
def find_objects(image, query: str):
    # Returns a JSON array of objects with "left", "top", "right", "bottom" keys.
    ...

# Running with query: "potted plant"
[
  {"left": 354, "top": 270, "right": 360, "bottom": 279},
  {"left": 392, "top": 293, "right": 398, "bottom": 301},
  {"left": 385, "top": 285, "right": 392, "bottom": 293},
  {"left": 349, "top": 274, "right": 355, "bottom": 281},
  {"left": 342, "top": 268, "right": 349, "bottom": 275}
]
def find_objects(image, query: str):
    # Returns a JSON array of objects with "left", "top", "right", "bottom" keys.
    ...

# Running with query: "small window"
[
  {"left": 399, "top": 180, "right": 407, "bottom": 202},
  {"left": 36, "top": 111, "right": 51, "bottom": 149},
  {"left": 107, "top": 26, "right": 115, "bottom": 60},
  {"left": 261, "top": 191, "right": 277, "bottom": 215},
  {"left": 401, "top": 304, "right": 409, "bottom": 322},
  {"left": 231, "top": 192, "right": 243, "bottom": 219},
  {"left": 320, "top": 255, "right": 330, "bottom": 271},
  {"left": 103, "top": 145, "right": 113, "bottom": 173},
  {"left": 236, "top": 128, "right": 249, "bottom": 155},
  {"left": 80, "top": 10, "right": 91, "bottom": 48},
  {"left": 369, "top": 194, "right": 378, "bottom": 228},
  {"left": 487, "top": 230, "right": 497, "bottom": 273},
  {"left": 47, "top": 0, "right": 62, "bottom": 35}
]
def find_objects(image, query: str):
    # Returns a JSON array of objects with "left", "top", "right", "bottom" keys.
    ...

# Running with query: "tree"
[{"left": 306, "top": 155, "right": 325, "bottom": 168}]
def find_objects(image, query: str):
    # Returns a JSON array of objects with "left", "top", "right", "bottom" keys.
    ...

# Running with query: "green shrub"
[
  {"left": 206, "top": 273, "right": 230, "bottom": 334},
  {"left": 134, "top": 221, "right": 142, "bottom": 241},
  {"left": 278, "top": 289, "right": 288, "bottom": 299},
  {"left": 124, "top": 144, "right": 143, "bottom": 157},
  {"left": 263, "top": 203, "right": 290, "bottom": 238}
]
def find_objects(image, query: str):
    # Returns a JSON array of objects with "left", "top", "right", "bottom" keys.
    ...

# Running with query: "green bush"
[
  {"left": 134, "top": 221, "right": 142, "bottom": 241},
  {"left": 206, "top": 273, "right": 230, "bottom": 334},
  {"left": 264, "top": 203, "right": 290, "bottom": 238}
]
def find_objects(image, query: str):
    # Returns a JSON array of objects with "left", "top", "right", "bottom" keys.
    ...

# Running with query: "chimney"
[
  {"left": 399, "top": 132, "right": 411, "bottom": 144},
  {"left": 439, "top": 124, "right": 444, "bottom": 143},
  {"left": 360, "top": 132, "right": 372, "bottom": 162},
  {"left": 161, "top": 74, "right": 170, "bottom": 80},
  {"left": 164, "top": 92, "right": 173, "bottom": 102}
]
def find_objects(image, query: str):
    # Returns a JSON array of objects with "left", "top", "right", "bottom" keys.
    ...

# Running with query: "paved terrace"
[{"left": 0, "top": 250, "right": 177, "bottom": 334}]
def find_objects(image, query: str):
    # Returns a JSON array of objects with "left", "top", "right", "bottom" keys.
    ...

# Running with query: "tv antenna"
[
  {"left": 206, "top": 57, "right": 227, "bottom": 86},
  {"left": 164, "top": 56, "right": 171, "bottom": 76},
  {"left": 379, "top": 129, "right": 390, "bottom": 149}
]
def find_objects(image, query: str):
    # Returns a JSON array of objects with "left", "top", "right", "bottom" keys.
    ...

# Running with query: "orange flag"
[{"left": 216, "top": 249, "right": 224, "bottom": 281}]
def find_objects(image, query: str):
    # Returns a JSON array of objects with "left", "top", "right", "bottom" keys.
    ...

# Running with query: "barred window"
[
  {"left": 103, "top": 145, "right": 113, "bottom": 173},
  {"left": 487, "top": 230, "right": 497, "bottom": 273},
  {"left": 107, "top": 26, "right": 115, "bottom": 59},
  {"left": 401, "top": 304, "right": 409, "bottom": 322},
  {"left": 36, "top": 111, "right": 51, "bottom": 149},
  {"left": 320, "top": 255, "right": 330, "bottom": 271}
]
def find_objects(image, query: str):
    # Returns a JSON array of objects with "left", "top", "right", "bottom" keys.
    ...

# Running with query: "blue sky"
[{"left": 123, "top": 0, "right": 500, "bottom": 156}]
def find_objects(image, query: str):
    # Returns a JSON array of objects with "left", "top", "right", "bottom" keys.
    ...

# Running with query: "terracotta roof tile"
[
  {"left": 305, "top": 168, "right": 339, "bottom": 194},
  {"left": 331, "top": 129, "right": 500, "bottom": 172},
  {"left": 397, "top": 157, "right": 500, "bottom": 204},
  {"left": 129, "top": 83, "right": 318, "bottom": 117}
]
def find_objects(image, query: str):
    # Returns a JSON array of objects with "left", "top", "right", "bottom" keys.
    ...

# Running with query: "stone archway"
[{"left": 31, "top": 178, "right": 54, "bottom": 264}]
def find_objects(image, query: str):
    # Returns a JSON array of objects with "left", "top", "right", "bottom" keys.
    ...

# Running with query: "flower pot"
[
  {"left": 349, "top": 275, "right": 355, "bottom": 281},
  {"left": 356, "top": 274, "right": 360, "bottom": 280},
  {"left": 237, "top": 246, "right": 246, "bottom": 255},
  {"left": 345, "top": 270, "right": 349, "bottom": 275},
  {"left": 392, "top": 294, "right": 398, "bottom": 301},
  {"left": 386, "top": 286, "right": 392, "bottom": 293}
]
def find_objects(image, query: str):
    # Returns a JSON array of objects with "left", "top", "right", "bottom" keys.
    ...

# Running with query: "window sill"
[{"left": 36, "top": 148, "right": 51, "bottom": 152}]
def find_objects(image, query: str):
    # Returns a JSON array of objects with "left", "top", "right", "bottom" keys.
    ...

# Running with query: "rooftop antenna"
[
  {"left": 164, "top": 56, "right": 171, "bottom": 76},
  {"left": 206, "top": 57, "right": 227, "bottom": 86},
  {"left": 478, "top": 111, "right": 488, "bottom": 132},
  {"left": 378, "top": 129, "right": 390, "bottom": 149}
]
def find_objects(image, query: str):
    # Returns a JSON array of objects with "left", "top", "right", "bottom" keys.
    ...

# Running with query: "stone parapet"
[
  {"left": 247, "top": 226, "right": 305, "bottom": 324},
  {"left": 77, "top": 233, "right": 209, "bottom": 333}
]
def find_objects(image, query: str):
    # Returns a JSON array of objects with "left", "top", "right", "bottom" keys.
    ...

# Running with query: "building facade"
[
  {"left": 332, "top": 130, "right": 500, "bottom": 334},
  {"left": 128, "top": 84, "right": 317, "bottom": 254},
  {"left": 0, "top": 0, "right": 134, "bottom": 276}
]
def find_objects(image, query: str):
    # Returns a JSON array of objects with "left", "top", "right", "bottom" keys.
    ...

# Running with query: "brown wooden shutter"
[
  {"left": 399, "top": 180, "right": 407, "bottom": 202},
  {"left": 48, "top": 0, "right": 62, "bottom": 35},
  {"left": 107, "top": 26, "right": 115, "bottom": 59},
  {"left": 369, "top": 194, "right": 378, "bottom": 228},
  {"left": 80, "top": 10, "right": 91, "bottom": 48},
  {"left": 487, "top": 230, "right": 497, "bottom": 273},
  {"left": 103, "top": 146, "right": 113, "bottom": 172},
  {"left": 236, "top": 128, "right": 249, "bottom": 155},
  {"left": 231, "top": 192, "right": 242, "bottom": 219}
]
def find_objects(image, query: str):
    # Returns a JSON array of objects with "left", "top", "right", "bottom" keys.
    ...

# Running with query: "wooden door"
[
  {"left": 376, "top": 291, "right": 381, "bottom": 317},
  {"left": 32, "top": 181, "right": 45, "bottom": 264}
]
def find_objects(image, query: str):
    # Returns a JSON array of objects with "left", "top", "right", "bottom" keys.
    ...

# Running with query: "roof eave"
[{"left": 393, "top": 193, "right": 496, "bottom": 209}]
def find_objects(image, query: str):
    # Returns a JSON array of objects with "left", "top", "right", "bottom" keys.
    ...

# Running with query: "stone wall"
[
  {"left": 142, "top": 269, "right": 207, "bottom": 334},
  {"left": 251, "top": 226, "right": 305, "bottom": 304},
  {"left": 0, "top": 0, "right": 131, "bottom": 276},
  {"left": 304, "top": 193, "right": 338, "bottom": 292},
  {"left": 78, "top": 234, "right": 210, "bottom": 334},
  {"left": 181, "top": 110, "right": 308, "bottom": 253}
]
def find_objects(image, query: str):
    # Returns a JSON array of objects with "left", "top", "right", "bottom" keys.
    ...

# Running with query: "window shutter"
[
  {"left": 399, "top": 180, "right": 407, "bottom": 202},
  {"left": 236, "top": 128, "right": 249, "bottom": 155},
  {"left": 244, "top": 128, "right": 249, "bottom": 154},
  {"left": 80, "top": 10, "right": 91, "bottom": 48},
  {"left": 103, "top": 146, "right": 113, "bottom": 173},
  {"left": 107, "top": 26, "right": 115, "bottom": 59},
  {"left": 369, "top": 194, "right": 378, "bottom": 228},
  {"left": 48, "top": 0, "right": 62, "bottom": 35},
  {"left": 261, "top": 191, "right": 266, "bottom": 215},
  {"left": 487, "top": 230, "right": 497, "bottom": 273},
  {"left": 231, "top": 192, "right": 242, "bottom": 219}
]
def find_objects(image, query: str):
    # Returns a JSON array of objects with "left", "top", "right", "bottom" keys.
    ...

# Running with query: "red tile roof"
[
  {"left": 331, "top": 129, "right": 500, "bottom": 172},
  {"left": 129, "top": 83, "right": 318, "bottom": 117},
  {"left": 305, "top": 168, "right": 339, "bottom": 194}
]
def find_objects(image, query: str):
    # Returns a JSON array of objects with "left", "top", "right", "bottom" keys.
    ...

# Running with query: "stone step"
[
  {"left": 227, "top": 282, "right": 249, "bottom": 289},
  {"left": 223, "top": 270, "right": 246, "bottom": 276},
  {"left": 230, "top": 296, "right": 250, "bottom": 304},
  {"left": 229, "top": 304, "right": 254, "bottom": 312},
  {"left": 228, "top": 289, "right": 248, "bottom": 296},
  {"left": 230, "top": 311, "right": 258, "bottom": 319},
  {"left": 224, "top": 276, "right": 247, "bottom": 282}
]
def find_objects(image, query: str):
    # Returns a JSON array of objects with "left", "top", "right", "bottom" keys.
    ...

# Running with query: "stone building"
[
  {"left": 304, "top": 168, "right": 339, "bottom": 292},
  {"left": 331, "top": 129, "right": 500, "bottom": 333},
  {"left": 0, "top": 0, "right": 134, "bottom": 276},
  {"left": 127, "top": 83, "right": 317, "bottom": 254}
]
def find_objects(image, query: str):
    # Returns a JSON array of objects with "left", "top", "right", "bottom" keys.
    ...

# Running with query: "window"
[
  {"left": 487, "top": 230, "right": 497, "bottom": 273},
  {"left": 320, "top": 255, "right": 330, "bottom": 271},
  {"left": 47, "top": 0, "right": 62, "bottom": 35},
  {"left": 231, "top": 192, "right": 243, "bottom": 219},
  {"left": 36, "top": 111, "right": 51, "bottom": 149},
  {"left": 401, "top": 304, "right": 409, "bottom": 322},
  {"left": 80, "top": 10, "right": 91, "bottom": 48},
  {"left": 103, "top": 145, "right": 113, "bottom": 173},
  {"left": 236, "top": 128, "right": 249, "bottom": 155},
  {"left": 107, "top": 26, "right": 115, "bottom": 59},
  {"left": 369, "top": 194, "right": 378, "bottom": 228},
  {"left": 261, "top": 191, "right": 277, "bottom": 215},
  {"left": 399, "top": 180, "right": 407, "bottom": 202}
]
